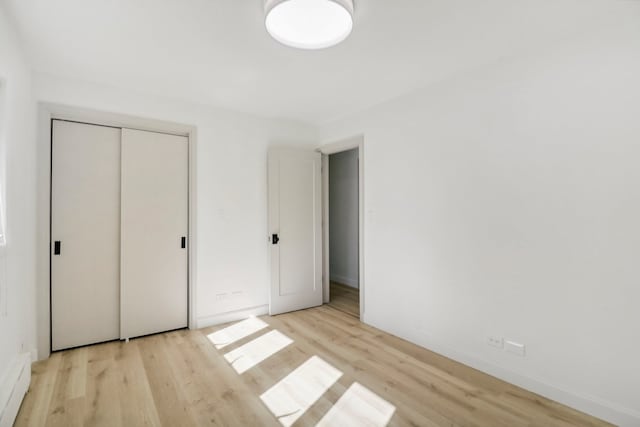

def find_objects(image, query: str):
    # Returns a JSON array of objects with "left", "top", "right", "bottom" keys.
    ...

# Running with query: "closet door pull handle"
[
  {"left": 181, "top": 236, "right": 186, "bottom": 249},
  {"left": 54, "top": 241, "right": 61, "bottom": 255}
]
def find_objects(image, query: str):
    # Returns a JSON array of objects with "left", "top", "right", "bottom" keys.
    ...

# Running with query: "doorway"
[
  {"left": 321, "top": 137, "right": 363, "bottom": 320},
  {"left": 266, "top": 136, "right": 363, "bottom": 319},
  {"left": 327, "top": 149, "right": 359, "bottom": 318}
]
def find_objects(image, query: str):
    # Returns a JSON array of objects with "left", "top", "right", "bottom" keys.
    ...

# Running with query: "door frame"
[
  {"left": 37, "top": 103, "right": 198, "bottom": 359},
  {"left": 318, "top": 135, "right": 364, "bottom": 320}
]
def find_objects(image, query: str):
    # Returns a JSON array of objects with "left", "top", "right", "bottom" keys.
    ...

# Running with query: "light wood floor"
[
  {"left": 327, "top": 281, "right": 360, "bottom": 318},
  {"left": 16, "top": 305, "right": 611, "bottom": 427}
]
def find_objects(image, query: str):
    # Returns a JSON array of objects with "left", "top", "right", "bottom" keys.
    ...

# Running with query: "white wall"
[
  {"left": 329, "top": 149, "right": 359, "bottom": 288},
  {"left": 0, "top": 1, "right": 37, "bottom": 388},
  {"left": 32, "top": 72, "right": 319, "bottom": 356},
  {"left": 320, "top": 17, "right": 640, "bottom": 427}
]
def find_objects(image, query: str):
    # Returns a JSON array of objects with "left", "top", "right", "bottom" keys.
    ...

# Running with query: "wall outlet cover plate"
[{"left": 505, "top": 340, "right": 526, "bottom": 357}]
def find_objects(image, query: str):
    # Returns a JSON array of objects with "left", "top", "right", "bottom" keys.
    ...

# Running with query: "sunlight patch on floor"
[
  {"left": 207, "top": 317, "right": 269, "bottom": 349},
  {"left": 317, "top": 382, "right": 396, "bottom": 427},
  {"left": 260, "top": 355, "right": 343, "bottom": 427},
  {"left": 223, "top": 330, "right": 293, "bottom": 374}
]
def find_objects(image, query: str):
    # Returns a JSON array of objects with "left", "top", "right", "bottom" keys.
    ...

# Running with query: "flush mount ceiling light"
[{"left": 264, "top": 0, "right": 354, "bottom": 50}]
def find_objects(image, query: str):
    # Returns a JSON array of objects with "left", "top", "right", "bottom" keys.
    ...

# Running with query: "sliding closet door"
[
  {"left": 120, "top": 129, "right": 188, "bottom": 339},
  {"left": 51, "top": 120, "right": 121, "bottom": 351}
]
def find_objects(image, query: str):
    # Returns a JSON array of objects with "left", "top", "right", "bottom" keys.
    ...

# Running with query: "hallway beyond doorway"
[{"left": 327, "top": 282, "right": 359, "bottom": 318}]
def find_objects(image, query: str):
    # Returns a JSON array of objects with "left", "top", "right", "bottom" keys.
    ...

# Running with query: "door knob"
[{"left": 272, "top": 234, "right": 279, "bottom": 245}]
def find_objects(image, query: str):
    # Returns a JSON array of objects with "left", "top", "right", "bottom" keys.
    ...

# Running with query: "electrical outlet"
[
  {"left": 217, "top": 291, "right": 243, "bottom": 301},
  {"left": 505, "top": 340, "right": 526, "bottom": 357},
  {"left": 487, "top": 336, "right": 504, "bottom": 348}
]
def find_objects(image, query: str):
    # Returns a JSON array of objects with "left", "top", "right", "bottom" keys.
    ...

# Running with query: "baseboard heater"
[{"left": 0, "top": 353, "right": 31, "bottom": 427}]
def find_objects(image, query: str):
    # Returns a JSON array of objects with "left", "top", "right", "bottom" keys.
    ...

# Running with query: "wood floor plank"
[
  {"left": 114, "top": 339, "right": 162, "bottom": 427},
  {"left": 45, "top": 348, "right": 87, "bottom": 427},
  {"left": 165, "top": 329, "right": 277, "bottom": 426},
  {"left": 15, "top": 306, "right": 613, "bottom": 427},
  {"left": 328, "top": 281, "right": 360, "bottom": 318},
  {"left": 82, "top": 342, "right": 122, "bottom": 427},
  {"left": 266, "top": 311, "right": 450, "bottom": 427},
  {"left": 137, "top": 334, "right": 197, "bottom": 427},
  {"left": 14, "top": 353, "right": 62, "bottom": 427}
]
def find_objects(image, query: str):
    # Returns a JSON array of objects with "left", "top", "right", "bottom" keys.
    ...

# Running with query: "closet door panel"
[
  {"left": 121, "top": 129, "right": 188, "bottom": 339},
  {"left": 51, "top": 120, "right": 121, "bottom": 351}
]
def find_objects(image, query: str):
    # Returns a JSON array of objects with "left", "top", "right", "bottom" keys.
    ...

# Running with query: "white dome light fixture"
[{"left": 264, "top": 0, "right": 354, "bottom": 50}]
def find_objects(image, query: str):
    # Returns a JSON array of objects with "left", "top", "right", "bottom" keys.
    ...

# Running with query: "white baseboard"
[
  {"left": 364, "top": 318, "right": 640, "bottom": 427},
  {"left": 0, "top": 353, "right": 31, "bottom": 427},
  {"left": 330, "top": 274, "right": 359, "bottom": 288},
  {"left": 196, "top": 305, "right": 269, "bottom": 329}
]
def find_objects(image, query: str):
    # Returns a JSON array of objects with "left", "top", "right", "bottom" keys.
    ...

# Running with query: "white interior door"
[
  {"left": 268, "top": 148, "right": 322, "bottom": 315},
  {"left": 120, "top": 128, "right": 188, "bottom": 339},
  {"left": 51, "top": 120, "right": 121, "bottom": 351}
]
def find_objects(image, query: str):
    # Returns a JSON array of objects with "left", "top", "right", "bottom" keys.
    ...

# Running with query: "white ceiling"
[{"left": 2, "top": 0, "right": 631, "bottom": 124}]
